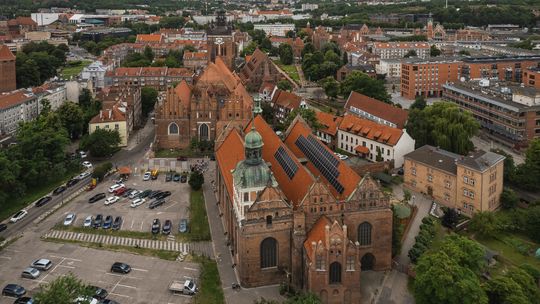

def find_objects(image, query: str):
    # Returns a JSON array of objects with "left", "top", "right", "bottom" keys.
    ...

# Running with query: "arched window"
[
  {"left": 199, "top": 123, "right": 209, "bottom": 141},
  {"left": 168, "top": 123, "right": 179, "bottom": 135},
  {"left": 260, "top": 237, "right": 277, "bottom": 268},
  {"left": 329, "top": 262, "right": 342, "bottom": 284},
  {"left": 358, "top": 222, "right": 372, "bottom": 246}
]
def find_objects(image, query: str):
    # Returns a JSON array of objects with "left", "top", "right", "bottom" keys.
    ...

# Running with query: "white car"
[
  {"left": 82, "top": 161, "right": 93, "bottom": 168},
  {"left": 77, "top": 172, "right": 91, "bottom": 180},
  {"left": 143, "top": 171, "right": 151, "bottom": 181},
  {"left": 10, "top": 210, "right": 28, "bottom": 223},
  {"left": 79, "top": 151, "right": 88, "bottom": 158},
  {"left": 108, "top": 183, "right": 125, "bottom": 193},
  {"left": 105, "top": 196, "right": 120, "bottom": 205},
  {"left": 83, "top": 215, "right": 93, "bottom": 227},
  {"left": 128, "top": 190, "right": 141, "bottom": 199},
  {"left": 339, "top": 154, "right": 348, "bottom": 160},
  {"left": 63, "top": 213, "right": 76, "bottom": 226},
  {"left": 130, "top": 198, "right": 146, "bottom": 208}
]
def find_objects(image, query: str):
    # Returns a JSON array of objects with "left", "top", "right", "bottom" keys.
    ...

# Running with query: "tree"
[
  {"left": 500, "top": 188, "right": 519, "bottom": 209},
  {"left": 491, "top": 148, "right": 515, "bottom": 183},
  {"left": 57, "top": 102, "right": 85, "bottom": 139},
  {"left": 260, "top": 37, "right": 272, "bottom": 52},
  {"left": 284, "top": 108, "right": 321, "bottom": 131},
  {"left": 404, "top": 50, "right": 417, "bottom": 58},
  {"left": 279, "top": 43, "right": 294, "bottom": 65},
  {"left": 277, "top": 79, "right": 292, "bottom": 92},
  {"left": 439, "top": 234, "right": 485, "bottom": 273},
  {"left": 241, "top": 41, "right": 258, "bottom": 57},
  {"left": 189, "top": 171, "right": 204, "bottom": 190},
  {"left": 34, "top": 273, "right": 92, "bottom": 303},
  {"left": 261, "top": 102, "right": 274, "bottom": 124},
  {"left": 284, "top": 292, "right": 321, "bottom": 304},
  {"left": 513, "top": 139, "right": 540, "bottom": 191},
  {"left": 484, "top": 275, "right": 529, "bottom": 304},
  {"left": 505, "top": 268, "right": 540, "bottom": 303},
  {"left": 141, "top": 87, "right": 159, "bottom": 117},
  {"left": 405, "top": 102, "right": 479, "bottom": 155},
  {"left": 285, "top": 30, "right": 295, "bottom": 38},
  {"left": 410, "top": 96, "right": 427, "bottom": 110},
  {"left": 16, "top": 58, "right": 41, "bottom": 88},
  {"left": 320, "top": 77, "right": 339, "bottom": 98},
  {"left": 441, "top": 208, "right": 459, "bottom": 228},
  {"left": 430, "top": 45, "right": 442, "bottom": 57},
  {"left": 143, "top": 45, "right": 154, "bottom": 62},
  {"left": 80, "top": 129, "right": 121, "bottom": 157},
  {"left": 339, "top": 71, "right": 390, "bottom": 102},
  {"left": 414, "top": 251, "right": 487, "bottom": 304},
  {"left": 92, "top": 162, "right": 113, "bottom": 181},
  {"left": 469, "top": 211, "right": 500, "bottom": 239}
]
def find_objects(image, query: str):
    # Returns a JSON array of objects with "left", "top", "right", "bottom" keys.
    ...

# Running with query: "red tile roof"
[
  {"left": 344, "top": 91, "right": 408, "bottom": 129},
  {"left": 304, "top": 215, "right": 331, "bottom": 259},
  {"left": 0, "top": 45, "right": 15, "bottom": 60},
  {"left": 136, "top": 34, "right": 163, "bottom": 43},
  {"left": 183, "top": 51, "right": 208, "bottom": 60},
  {"left": 315, "top": 111, "right": 342, "bottom": 136},
  {"left": 89, "top": 105, "right": 126, "bottom": 124},
  {"left": 0, "top": 90, "right": 33, "bottom": 110},
  {"left": 215, "top": 129, "right": 246, "bottom": 200},
  {"left": 338, "top": 114, "right": 404, "bottom": 146},
  {"left": 284, "top": 117, "right": 361, "bottom": 200},
  {"left": 271, "top": 90, "right": 302, "bottom": 110}
]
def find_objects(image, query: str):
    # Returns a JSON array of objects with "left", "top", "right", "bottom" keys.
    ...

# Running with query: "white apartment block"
[
  {"left": 254, "top": 24, "right": 295, "bottom": 37},
  {"left": 376, "top": 59, "right": 402, "bottom": 78},
  {"left": 0, "top": 90, "right": 39, "bottom": 136},
  {"left": 372, "top": 42, "right": 431, "bottom": 59}
]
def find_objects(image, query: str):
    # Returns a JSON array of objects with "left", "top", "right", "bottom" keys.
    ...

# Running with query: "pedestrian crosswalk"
[{"left": 43, "top": 230, "right": 213, "bottom": 257}]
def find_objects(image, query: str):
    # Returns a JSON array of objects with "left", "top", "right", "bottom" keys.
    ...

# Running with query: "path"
[
  {"left": 295, "top": 63, "right": 306, "bottom": 87},
  {"left": 271, "top": 61, "right": 300, "bottom": 90}
]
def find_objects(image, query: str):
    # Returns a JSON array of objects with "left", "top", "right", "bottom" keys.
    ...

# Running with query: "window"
[
  {"left": 463, "top": 176, "right": 468, "bottom": 184},
  {"left": 316, "top": 255, "right": 325, "bottom": 270},
  {"left": 199, "top": 123, "right": 209, "bottom": 141},
  {"left": 168, "top": 123, "right": 179, "bottom": 135},
  {"left": 115, "top": 124, "right": 119, "bottom": 130},
  {"left": 329, "top": 262, "right": 342, "bottom": 284},
  {"left": 243, "top": 192, "right": 249, "bottom": 202},
  {"left": 266, "top": 215, "right": 272, "bottom": 226},
  {"left": 260, "top": 238, "right": 277, "bottom": 268},
  {"left": 346, "top": 256, "right": 355, "bottom": 271},
  {"left": 470, "top": 178, "right": 475, "bottom": 186},
  {"left": 411, "top": 168, "right": 416, "bottom": 176},
  {"left": 358, "top": 222, "right": 372, "bottom": 246}
]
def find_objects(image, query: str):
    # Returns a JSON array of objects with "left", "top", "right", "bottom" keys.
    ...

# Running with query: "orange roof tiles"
[
  {"left": 0, "top": 45, "right": 15, "bottom": 60},
  {"left": 215, "top": 129, "right": 246, "bottom": 200},
  {"left": 271, "top": 90, "right": 302, "bottom": 110},
  {"left": 345, "top": 91, "right": 408, "bottom": 129},
  {"left": 136, "top": 34, "right": 163, "bottom": 43},
  {"left": 284, "top": 118, "right": 361, "bottom": 200},
  {"left": 355, "top": 145, "right": 370, "bottom": 154},
  {"left": 373, "top": 42, "right": 429, "bottom": 49},
  {"left": 304, "top": 215, "right": 331, "bottom": 259},
  {"left": 339, "top": 114, "right": 404, "bottom": 146},
  {"left": 0, "top": 90, "right": 33, "bottom": 110},
  {"left": 89, "top": 106, "right": 126, "bottom": 124},
  {"left": 315, "top": 111, "right": 342, "bottom": 136},
  {"left": 183, "top": 51, "right": 207, "bottom": 59}
]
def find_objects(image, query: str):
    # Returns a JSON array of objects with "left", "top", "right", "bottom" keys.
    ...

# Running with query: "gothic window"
[
  {"left": 199, "top": 123, "right": 209, "bottom": 141},
  {"left": 358, "top": 222, "right": 372, "bottom": 246},
  {"left": 329, "top": 262, "right": 342, "bottom": 284},
  {"left": 346, "top": 256, "right": 355, "bottom": 271},
  {"left": 316, "top": 255, "right": 325, "bottom": 270},
  {"left": 168, "top": 122, "right": 179, "bottom": 135},
  {"left": 260, "top": 238, "right": 277, "bottom": 268}
]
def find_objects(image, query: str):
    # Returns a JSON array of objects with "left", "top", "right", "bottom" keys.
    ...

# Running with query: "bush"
[
  {"left": 92, "top": 162, "right": 112, "bottom": 181},
  {"left": 422, "top": 217, "right": 435, "bottom": 225},
  {"left": 188, "top": 171, "right": 204, "bottom": 190},
  {"left": 500, "top": 188, "right": 519, "bottom": 209}
]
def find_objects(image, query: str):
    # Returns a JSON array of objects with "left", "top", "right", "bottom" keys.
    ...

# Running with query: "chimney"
[
  {"left": 108, "top": 109, "right": 112, "bottom": 119},
  {"left": 99, "top": 110, "right": 103, "bottom": 119}
]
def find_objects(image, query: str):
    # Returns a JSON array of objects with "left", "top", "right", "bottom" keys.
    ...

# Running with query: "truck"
[{"left": 169, "top": 278, "right": 198, "bottom": 295}]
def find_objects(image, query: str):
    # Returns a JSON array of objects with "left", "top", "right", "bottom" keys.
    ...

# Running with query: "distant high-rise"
[{"left": 0, "top": 45, "right": 16, "bottom": 93}]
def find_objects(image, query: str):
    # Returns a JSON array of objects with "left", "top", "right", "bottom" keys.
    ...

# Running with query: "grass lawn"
[
  {"left": 474, "top": 234, "right": 540, "bottom": 271},
  {"left": 0, "top": 167, "right": 81, "bottom": 222},
  {"left": 273, "top": 59, "right": 300, "bottom": 84},
  {"left": 155, "top": 148, "right": 212, "bottom": 159},
  {"left": 187, "top": 190, "right": 211, "bottom": 242},
  {"left": 60, "top": 60, "right": 92, "bottom": 80},
  {"left": 193, "top": 255, "right": 224, "bottom": 304},
  {"left": 54, "top": 224, "right": 169, "bottom": 241}
]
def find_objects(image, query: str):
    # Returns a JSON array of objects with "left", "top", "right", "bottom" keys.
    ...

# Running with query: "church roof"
[
  {"left": 174, "top": 80, "right": 192, "bottom": 108},
  {"left": 216, "top": 129, "right": 246, "bottom": 198},
  {"left": 304, "top": 215, "right": 331, "bottom": 259},
  {"left": 0, "top": 45, "right": 15, "bottom": 60}
]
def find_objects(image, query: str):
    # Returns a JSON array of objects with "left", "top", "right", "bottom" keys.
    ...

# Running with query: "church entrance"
[
  {"left": 199, "top": 123, "right": 209, "bottom": 141},
  {"left": 361, "top": 253, "right": 375, "bottom": 271}
]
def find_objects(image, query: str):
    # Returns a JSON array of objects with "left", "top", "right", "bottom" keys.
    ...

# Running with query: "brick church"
[
  {"left": 215, "top": 114, "right": 393, "bottom": 304},
  {"left": 0, "top": 45, "right": 16, "bottom": 93}
]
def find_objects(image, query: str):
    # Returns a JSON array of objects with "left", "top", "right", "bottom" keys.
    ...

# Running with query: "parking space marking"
[
  {"left": 163, "top": 201, "right": 179, "bottom": 210},
  {"left": 39, "top": 257, "right": 66, "bottom": 283},
  {"left": 183, "top": 267, "right": 197, "bottom": 271},
  {"left": 116, "top": 284, "right": 137, "bottom": 289},
  {"left": 130, "top": 219, "right": 135, "bottom": 229},
  {"left": 0, "top": 256, "right": 11, "bottom": 260},
  {"left": 131, "top": 267, "right": 148, "bottom": 272},
  {"left": 49, "top": 255, "right": 82, "bottom": 262},
  {"left": 57, "top": 265, "right": 76, "bottom": 269},
  {"left": 109, "top": 292, "right": 132, "bottom": 298},
  {"left": 139, "top": 220, "right": 144, "bottom": 231}
]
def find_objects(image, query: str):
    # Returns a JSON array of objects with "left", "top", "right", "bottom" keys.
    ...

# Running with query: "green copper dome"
[{"left": 245, "top": 128, "right": 263, "bottom": 149}]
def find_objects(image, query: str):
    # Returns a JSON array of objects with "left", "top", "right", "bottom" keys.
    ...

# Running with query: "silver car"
[
  {"left": 21, "top": 267, "right": 40, "bottom": 279},
  {"left": 64, "top": 213, "right": 76, "bottom": 226},
  {"left": 31, "top": 259, "right": 52, "bottom": 271}
]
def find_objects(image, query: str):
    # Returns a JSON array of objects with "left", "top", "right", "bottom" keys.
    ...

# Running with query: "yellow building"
[
  {"left": 89, "top": 105, "right": 129, "bottom": 147},
  {"left": 403, "top": 145, "right": 505, "bottom": 216}
]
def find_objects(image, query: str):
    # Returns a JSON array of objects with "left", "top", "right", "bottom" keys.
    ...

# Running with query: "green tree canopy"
[
  {"left": 513, "top": 139, "right": 540, "bottom": 191},
  {"left": 141, "top": 87, "right": 159, "bottom": 117},
  {"left": 340, "top": 71, "right": 391, "bottom": 102},
  {"left": 80, "top": 129, "right": 121, "bottom": 157},
  {"left": 284, "top": 108, "right": 321, "bottom": 131},
  {"left": 410, "top": 96, "right": 427, "bottom": 111},
  {"left": 277, "top": 79, "right": 292, "bottom": 92},
  {"left": 405, "top": 102, "right": 479, "bottom": 155},
  {"left": 439, "top": 234, "right": 485, "bottom": 273},
  {"left": 57, "top": 102, "right": 85, "bottom": 139},
  {"left": 500, "top": 188, "right": 519, "bottom": 209},
  {"left": 430, "top": 45, "right": 442, "bottom": 57},
  {"left": 189, "top": 171, "right": 204, "bottom": 190},
  {"left": 34, "top": 273, "right": 92, "bottom": 303},
  {"left": 279, "top": 43, "right": 294, "bottom": 65},
  {"left": 469, "top": 211, "right": 500, "bottom": 239},
  {"left": 320, "top": 76, "right": 339, "bottom": 98}
]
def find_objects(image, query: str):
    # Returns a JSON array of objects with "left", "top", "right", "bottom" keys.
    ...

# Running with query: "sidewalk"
[
  {"left": 202, "top": 163, "right": 285, "bottom": 304},
  {"left": 125, "top": 118, "right": 154, "bottom": 151}
]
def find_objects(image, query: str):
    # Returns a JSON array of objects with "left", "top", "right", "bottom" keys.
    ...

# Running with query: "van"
[{"left": 108, "top": 183, "right": 125, "bottom": 193}]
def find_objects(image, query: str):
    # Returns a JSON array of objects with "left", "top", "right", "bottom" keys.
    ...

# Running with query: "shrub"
[{"left": 91, "top": 162, "right": 112, "bottom": 181}]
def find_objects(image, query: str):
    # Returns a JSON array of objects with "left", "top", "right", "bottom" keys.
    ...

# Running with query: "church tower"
[
  {"left": 0, "top": 45, "right": 16, "bottom": 93},
  {"left": 207, "top": 9, "right": 236, "bottom": 70}
]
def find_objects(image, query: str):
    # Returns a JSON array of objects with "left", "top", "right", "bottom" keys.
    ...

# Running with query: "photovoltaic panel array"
[
  {"left": 295, "top": 135, "right": 345, "bottom": 194},
  {"left": 274, "top": 146, "right": 298, "bottom": 180}
]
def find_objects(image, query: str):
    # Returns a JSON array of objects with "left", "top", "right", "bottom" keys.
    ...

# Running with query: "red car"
[{"left": 113, "top": 187, "right": 127, "bottom": 196}]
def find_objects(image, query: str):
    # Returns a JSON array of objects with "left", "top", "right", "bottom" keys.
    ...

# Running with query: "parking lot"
[
  {"left": 0, "top": 239, "right": 199, "bottom": 304},
  {"left": 55, "top": 171, "right": 191, "bottom": 234}
]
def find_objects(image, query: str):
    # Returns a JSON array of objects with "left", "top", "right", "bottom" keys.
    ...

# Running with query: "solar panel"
[
  {"left": 295, "top": 135, "right": 345, "bottom": 194},
  {"left": 274, "top": 146, "right": 298, "bottom": 180}
]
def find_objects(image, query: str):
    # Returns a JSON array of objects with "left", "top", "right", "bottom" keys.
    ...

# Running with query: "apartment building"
[
  {"left": 344, "top": 91, "right": 408, "bottom": 129},
  {"left": 32, "top": 82, "right": 68, "bottom": 112},
  {"left": 522, "top": 65, "right": 540, "bottom": 89},
  {"left": 105, "top": 67, "right": 194, "bottom": 91},
  {"left": 0, "top": 90, "right": 38, "bottom": 137},
  {"left": 371, "top": 42, "right": 430, "bottom": 60},
  {"left": 81, "top": 61, "right": 109, "bottom": 89},
  {"left": 459, "top": 55, "right": 540, "bottom": 83},
  {"left": 89, "top": 105, "right": 130, "bottom": 146},
  {"left": 404, "top": 145, "right": 505, "bottom": 216},
  {"left": 337, "top": 114, "right": 415, "bottom": 167},
  {"left": 442, "top": 80, "right": 540, "bottom": 149},
  {"left": 253, "top": 23, "right": 295, "bottom": 37},
  {"left": 400, "top": 57, "right": 462, "bottom": 100},
  {"left": 270, "top": 89, "right": 306, "bottom": 124},
  {"left": 376, "top": 59, "right": 402, "bottom": 78},
  {"left": 182, "top": 51, "right": 208, "bottom": 70},
  {"left": 315, "top": 111, "right": 342, "bottom": 149}
]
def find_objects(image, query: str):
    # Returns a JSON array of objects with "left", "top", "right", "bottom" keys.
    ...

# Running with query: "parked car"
[
  {"left": 113, "top": 187, "right": 127, "bottom": 196},
  {"left": 31, "top": 259, "right": 52, "bottom": 271},
  {"left": 128, "top": 190, "right": 141, "bottom": 199},
  {"left": 180, "top": 175, "right": 187, "bottom": 183},
  {"left": 108, "top": 184, "right": 124, "bottom": 193},
  {"left": 173, "top": 173, "right": 181, "bottom": 182},
  {"left": 148, "top": 191, "right": 162, "bottom": 199},
  {"left": 87, "top": 286, "right": 108, "bottom": 300},
  {"left": 143, "top": 171, "right": 151, "bottom": 181},
  {"left": 2, "top": 284, "right": 26, "bottom": 298},
  {"left": 82, "top": 161, "right": 93, "bottom": 168},
  {"left": 35, "top": 196, "right": 52, "bottom": 207},
  {"left": 10, "top": 210, "right": 28, "bottom": 223},
  {"left": 77, "top": 172, "right": 91, "bottom": 180},
  {"left": 104, "top": 196, "right": 120, "bottom": 205},
  {"left": 83, "top": 215, "right": 93, "bottom": 227},
  {"left": 66, "top": 178, "right": 80, "bottom": 187},
  {"left": 88, "top": 193, "right": 106, "bottom": 204},
  {"left": 130, "top": 198, "right": 146, "bottom": 208},
  {"left": 112, "top": 216, "right": 122, "bottom": 230},
  {"left": 156, "top": 191, "right": 171, "bottom": 200},
  {"left": 122, "top": 188, "right": 134, "bottom": 198},
  {"left": 149, "top": 199, "right": 165, "bottom": 209},
  {"left": 63, "top": 213, "right": 76, "bottom": 226},
  {"left": 21, "top": 268, "right": 40, "bottom": 279},
  {"left": 110, "top": 262, "right": 131, "bottom": 274},
  {"left": 179, "top": 219, "right": 188, "bottom": 233},
  {"left": 0, "top": 223, "right": 7, "bottom": 232},
  {"left": 79, "top": 151, "right": 88, "bottom": 158},
  {"left": 162, "top": 220, "right": 172, "bottom": 234},
  {"left": 14, "top": 297, "right": 34, "bottom": 304},
  {"left": 151, "top": 219, "right": 161, "bottom": 234},
  {"left": 93, "top": 214, "right": 103, "bottom": 228},
  {"left": 165, "top": 172, "right": 173, "bottom": 182},
  {"left": 102, "top": 216, "right": 113, "bottom": 229},
  {"left": 151, "top": 170, "right": 158, "bottom": 180},
  {"left": 52, "top": 185, "right": 67, "bottom": 195},
  {"left": 138, "top": 189, "right": 152, "bottom": 198}
]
